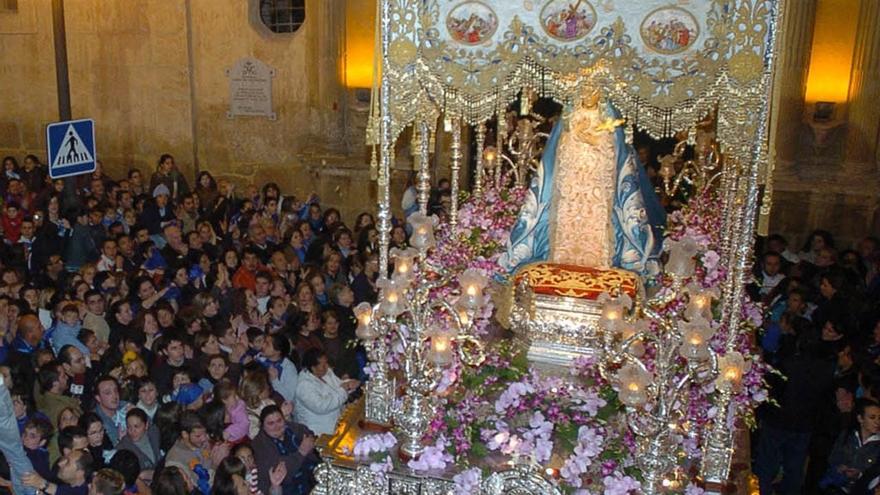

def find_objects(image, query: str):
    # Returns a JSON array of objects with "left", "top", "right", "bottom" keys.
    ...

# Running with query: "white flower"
[
  {"left": 602, "top": 473, "right": 641, "bottom": 495},
  {"left": 453, "top": 468, "right": 482, "bottom": 495}
]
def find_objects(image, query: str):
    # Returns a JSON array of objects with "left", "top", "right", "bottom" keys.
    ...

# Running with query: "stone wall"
[
  {"left": 0, "top": 0, "right": 60, "bottom": 161},
  {"left": 0, "top": 0, "right": 397, "bottom": 224},
  {"left": 767, "top": 0, "right": 880, "bottom": 250}
]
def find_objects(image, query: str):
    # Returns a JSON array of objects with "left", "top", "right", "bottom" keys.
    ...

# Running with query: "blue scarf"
[
  {"left": 259, "top": 356, "right": 285, "bottom": 379},
  {"left": 12, "top": 336, "right": 36, "bottom": 354}
]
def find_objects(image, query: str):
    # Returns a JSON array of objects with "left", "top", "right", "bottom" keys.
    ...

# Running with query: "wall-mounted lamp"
[{"left": 813, "top": 101, "right": 836, "bottom": 122}]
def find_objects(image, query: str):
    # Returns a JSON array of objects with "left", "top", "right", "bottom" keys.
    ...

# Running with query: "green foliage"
[
  {"left": 596, "top": 387, "right": 623, "bottom": 422},
  {"left": 555, "top": 422, "right": 579, "bottom": 452}
]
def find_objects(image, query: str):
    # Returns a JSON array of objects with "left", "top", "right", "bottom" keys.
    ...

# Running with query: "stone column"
[
  {"left": 306, "top": 0, "right": 346, "bottom": 151},
  {"left": 845, "top": 0, "right": 880, "bottom": 168},
  {"left": 771, "top": 0, "right": 818, "bottom": 166}
]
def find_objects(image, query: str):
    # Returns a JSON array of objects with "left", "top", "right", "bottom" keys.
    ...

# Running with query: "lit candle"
[
  {"left": 377, "top": 279, "right": 407, "bottom": 317},
  {"left": 407, "top": 213, "right": 437, "bottom": 250},
  {"left": 458, "top": 269, "right": 488, "bottom": 310},
  {"left": 482, "top": 146, "right": 497, "bottom": 164},
  {"left": 616, "top": 363, "right": 651, "bottom": 407},
  {"left": 724, "top": 367, "right": 739, "bottom": 381},
  {"left": 679, "top": 315, "right": 715, "bottom": 361},
  {"left": 715, "top": 351, "right": 750, "bottom": 391},
  {"left": 429, "top": 332, "right": 454, "bottom": 365},
  {"left": 685, "top": 284, "right": 717, "bottom": 320},
  {"left": 597, "top": 292, "right": 632, "bottom": 334},
  {"left": 354, "top": 302, "right": 375, "bottom": 340}
]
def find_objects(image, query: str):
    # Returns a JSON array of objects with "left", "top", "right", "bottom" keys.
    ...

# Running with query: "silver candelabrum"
[
  {"left": 355, "top": 212, "right": 488, "bottom": 458},
  {"left": 595, "top": 236, "right": 749, "bottom": 494}
]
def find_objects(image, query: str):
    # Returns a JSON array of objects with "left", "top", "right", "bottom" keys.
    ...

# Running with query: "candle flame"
[{"left": 724, "top": 367, "right": 739, "bottom": 381}]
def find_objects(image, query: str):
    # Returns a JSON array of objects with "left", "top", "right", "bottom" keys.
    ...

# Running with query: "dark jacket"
[
  {"left": 63, "top": 223, "right": 99, "bottom": 271},
  {"left": 115, "top": 425, "right": 161, "bottom": 471},
  {"left": 139, "top": 203, "right": 176, "bottom": 236},
  {"left": 763, "top": 339, "right": 835, "bottom": 433},
  {"left": 251, "top": 422, "right": 319, "bottom": 495},
  {"left": 824, "top": 429, "right": 880, "bottom": 491}
]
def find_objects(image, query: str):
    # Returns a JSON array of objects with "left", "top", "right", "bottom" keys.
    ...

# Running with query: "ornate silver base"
[
  {"left": 365, "top": 375, "right": 395, "bottom": 427},
  {"left": 313, "top": 399, "right": 564, "bottom": 495},
  {"left": 507, "top": 281, "right": 606, "bottom": 367},
  {"left": 312, "top": 457, "right": 563, "bottom": 495}
]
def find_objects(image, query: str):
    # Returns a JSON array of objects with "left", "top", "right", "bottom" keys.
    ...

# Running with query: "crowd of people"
[
  {"left": 2, "top": 149, "right": 880, "bottom": 495},
  {"left": 751, "top": 230, "right": 880, "bottom": 494},
  {"left": 0, "top": 153, "right": 446, "bottom": 495}
]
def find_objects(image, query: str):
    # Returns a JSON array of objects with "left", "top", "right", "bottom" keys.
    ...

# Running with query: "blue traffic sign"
[{"left": 47, "top": 118, "right": 96, "bottom": 179}]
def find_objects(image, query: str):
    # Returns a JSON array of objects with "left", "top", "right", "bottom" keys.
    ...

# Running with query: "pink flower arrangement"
[{"left": 354, "top": 182, "right": 768, "bottom": 493}]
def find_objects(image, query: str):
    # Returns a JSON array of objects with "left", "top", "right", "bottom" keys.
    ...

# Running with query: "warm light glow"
[
  {"left": 344, "top": 0, "right": 377, "bottom": 88},
  {"left": 679, "top": 315, "right": 714, "bottom": 361},
  {"left": 354, "top": 302, "right": 375, "bottom": 340},
  {"left": 597, "top": 293, "right": 633, "bottom": 334},
  {"left": 456, "top": 306, "right": 470, "bottom": 327},
  {"left": 458, "top": 269, "right": 488, "bottom": 310},
  {"left": 482, "top": 146, "right": 498, "bottom": 164},
  {"left": 716, "top": 351, "right": 750, "bottom": 390},
  {"left": 616, "top": 363, "right": 651, "bottom": 407},
  {"left": 358, "top": 313, "right": 371, "bottom": 326},
  {"left": 429, "top": 331, "right": 454, "bottom": 366},
  {"left": 408, "top": 213, "right": 438, "bottom": 250},
  {"left": 390, "top": 247, "right": 418, "bottom": 282},
  {"left": 724, "top": 367, "right": 739, "bottom": 381},
  {"left": 377, "top": 278, "right": 407, "bottom": 317},
  {"left": 804, "top": 0, "right": 859, "bottom": 104}
]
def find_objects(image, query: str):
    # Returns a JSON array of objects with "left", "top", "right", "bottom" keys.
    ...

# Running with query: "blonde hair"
[
  {"left": 239, "top": 368, "right": 271, "bottom": 409},
  {"left": 38, "top": 287, "right": 56, "bottom": 310}
]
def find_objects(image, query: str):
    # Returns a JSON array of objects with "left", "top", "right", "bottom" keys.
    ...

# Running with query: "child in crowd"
[{"left": 215, "top": 381, "right": 249, "bottom": 443}]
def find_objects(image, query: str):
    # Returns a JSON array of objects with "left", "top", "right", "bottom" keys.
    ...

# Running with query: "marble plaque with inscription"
[{"left": 226, "top": 57, "right": 276, "bottom": 120}]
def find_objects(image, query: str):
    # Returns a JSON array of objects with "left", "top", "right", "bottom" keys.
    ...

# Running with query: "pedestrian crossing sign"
[{"left": 46, "top": 118, "right": 96, "bottom": 179}]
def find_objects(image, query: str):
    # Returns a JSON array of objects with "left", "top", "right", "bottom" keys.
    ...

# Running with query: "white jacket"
[
  {"left": 294, "top": 369, "right": 348, "bottom": 436},
  {"left": 268, "top": 357, "right": 299, "bottom": 403}
]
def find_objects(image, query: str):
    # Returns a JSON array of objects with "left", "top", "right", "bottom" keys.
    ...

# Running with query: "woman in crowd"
[{"left": 294, "top": 349, "right": 356, "bottom": 436}]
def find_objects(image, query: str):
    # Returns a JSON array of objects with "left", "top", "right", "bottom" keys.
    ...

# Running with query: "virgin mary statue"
[{"left": 498, "top": 98, "right": 666, "bottom": 278}]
